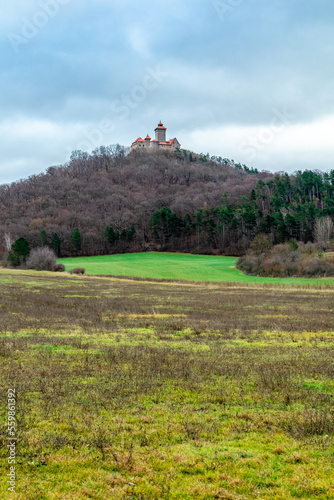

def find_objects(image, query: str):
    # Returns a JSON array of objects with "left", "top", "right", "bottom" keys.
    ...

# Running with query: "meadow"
[
  {"left": 58, "top": 253, "right": 334, "bottom": 286},
  {"left": 0, "top": 267, "right": 333, "bottom": 499}
]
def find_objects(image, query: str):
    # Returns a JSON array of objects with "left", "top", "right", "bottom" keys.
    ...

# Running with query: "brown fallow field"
[{"left": 0, "top": 269, "right": 333, "bottom": 499}]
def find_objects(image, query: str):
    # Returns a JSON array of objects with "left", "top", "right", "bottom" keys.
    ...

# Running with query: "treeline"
[
  {"left": 0, "top": 145, "right": 334, "bottom": 257},
  {"left": 149, "top": 170, "right": 334, "bottom": 253}
]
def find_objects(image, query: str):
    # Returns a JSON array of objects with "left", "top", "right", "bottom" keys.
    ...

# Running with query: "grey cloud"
[{"left": 1, "top": 0, "right": 334, "bottom": 183}]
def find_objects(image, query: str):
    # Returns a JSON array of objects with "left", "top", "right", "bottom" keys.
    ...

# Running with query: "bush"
[
  {"left": 0, "top": 255, "right": 10, "bottom": 268},
  {"left": 299, "top": 256, "right": 334, "bottom": 277},
  {"left": 249, "top": 234, "right": 272, "bottom": 254},
  {"left": 68, "top": 268, "right": 85, "bottom": 275},
  {"left": 237, "top": 241, "right": 334, "bottom": 278},
  {"left": 26, "top": 247, "right": 57, "bottom": 271},
  {"left": 54, "top": 264, "right": 65, "bottom": 272},
  {"left": 304, "top": 242, "right": 316, "bottom": 254}
]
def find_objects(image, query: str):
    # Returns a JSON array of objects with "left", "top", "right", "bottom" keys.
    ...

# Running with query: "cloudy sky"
[{"left": 1, "top": 0, "right": 334, "bottom": 184}]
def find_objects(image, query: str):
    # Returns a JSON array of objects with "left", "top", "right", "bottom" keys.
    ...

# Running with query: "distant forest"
[{"left": 1, "top": 145, "right": 334, "bottom": 257}]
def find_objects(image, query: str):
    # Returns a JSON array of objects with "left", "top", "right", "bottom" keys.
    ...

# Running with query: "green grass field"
[{"left": 58, "top": 252, "right": 334, "bottom": 286}]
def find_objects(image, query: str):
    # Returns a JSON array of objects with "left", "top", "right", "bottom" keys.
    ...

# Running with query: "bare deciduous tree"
[
  {"left": 313, "top": 216, "right": 333, "bottom": 245},
  {"left": 4, "top": 232, "right": 12, "bottom": 251},
  {"left": 26, "top": 247, "right": 57, "bottom": 271}
]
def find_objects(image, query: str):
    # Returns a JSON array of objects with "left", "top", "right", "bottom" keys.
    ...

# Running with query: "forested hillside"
[{"left": 0, "top": 145, "right": 334, "bottom": 257}]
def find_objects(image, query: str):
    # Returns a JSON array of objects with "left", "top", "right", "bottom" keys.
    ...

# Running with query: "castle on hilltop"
[{"left": 131, "top": 122, "right": 181, "bottom": 152}]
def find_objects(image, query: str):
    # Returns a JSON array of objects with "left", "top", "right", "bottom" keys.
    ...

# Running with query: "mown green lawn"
[{"left": 58, "top": 252, "right": 334, "bottom": 286}]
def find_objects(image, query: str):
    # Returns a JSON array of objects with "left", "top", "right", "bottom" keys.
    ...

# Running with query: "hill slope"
[
  {"left": 0, "top": 146, "right": 333, "bottom": 257},
  {"left": 0, "top": 147, "right": 272, "bottom": 256}
]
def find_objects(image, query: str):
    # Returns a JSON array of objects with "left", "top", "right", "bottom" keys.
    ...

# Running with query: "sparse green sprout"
[{"left": 289, "top": 239, "right": 299, "bottom": 251}]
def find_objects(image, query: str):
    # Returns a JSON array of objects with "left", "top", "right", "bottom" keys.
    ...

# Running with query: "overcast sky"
[{"left": 1, "top": 0, "right": 334, "bottom": 183}]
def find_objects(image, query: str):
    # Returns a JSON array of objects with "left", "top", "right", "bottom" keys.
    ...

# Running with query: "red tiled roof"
[
  {"left": 132, "top": 137, "right": 146, "bottom": 145},
  {"left": 157, "top": 138, "right": 179, "bottom": 146},
  {"left": 132, "top": 127, "right": 179, "bottom": 148}
]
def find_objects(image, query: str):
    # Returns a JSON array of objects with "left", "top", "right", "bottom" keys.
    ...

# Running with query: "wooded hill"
[{"left": 0, "top": 145, "right": 333, "bottom": 257}]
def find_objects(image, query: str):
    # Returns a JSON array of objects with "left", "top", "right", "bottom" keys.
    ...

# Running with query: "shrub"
[
  {"left": 0, "top": 255, "right": 10, "bottom": 268},
  {"left": 26, "top": 247, "right": 57, "bottom": 271},
  {"left": 299, "top": 256, "right": 334, "bottom": 277},
  {"left": 54, "top": 264, "right": 65, "bottom": 272},
  {"left": 249, "top": 234, "right": 272, "bottom": 254},
  {"left": 68, "top": 268, "right": 85, "bottom": 275},
  {"left": 237, "top": 241, "right": 334, "bottom": 278},
  {"left": 236, "top": 255, "right": 258, "bottom": 275}
]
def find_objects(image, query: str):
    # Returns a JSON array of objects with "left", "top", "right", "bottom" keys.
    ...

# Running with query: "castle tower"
[
  {"left": 155, "top": 121, "right": 167, "bottom": 142},
  {"left": 132, "top": 121, "right": 180, "bottom": 152}
]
